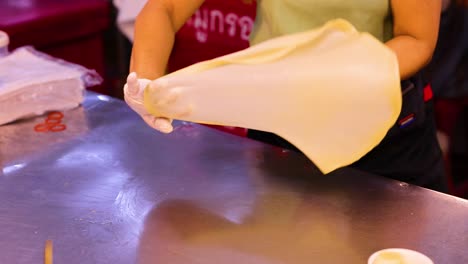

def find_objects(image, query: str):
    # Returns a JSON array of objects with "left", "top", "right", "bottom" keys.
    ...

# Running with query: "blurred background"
[{"left": 0, "top": 0, "right": 467, "bottom": 198}]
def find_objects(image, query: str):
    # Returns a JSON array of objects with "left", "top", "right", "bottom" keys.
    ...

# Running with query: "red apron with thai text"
[{"left": 168, "top": 0, "right": 257, "bottom": 136}]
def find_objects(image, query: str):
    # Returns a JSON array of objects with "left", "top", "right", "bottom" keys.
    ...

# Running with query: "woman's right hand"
[
  {"left": 126, "top": 0, "right": 206, "bottom": 132},
  {"left": 124, "top": 72, "right": 174, "bottom": 133}
]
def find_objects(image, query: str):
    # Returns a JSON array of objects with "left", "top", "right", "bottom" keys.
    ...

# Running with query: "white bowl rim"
[{"left": 368, "top": 248, "right": 434, "bottom": 264}]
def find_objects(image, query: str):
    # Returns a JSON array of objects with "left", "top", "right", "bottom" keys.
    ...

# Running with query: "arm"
[
  {"left": 124, "top": 0, "right": 204, "bottom": 133},
  {"left": 386, "top": 0, "right": 441, "bottom": 80},
  {"left": 130, "top": 0, "right": 205, "bottom": 79}
]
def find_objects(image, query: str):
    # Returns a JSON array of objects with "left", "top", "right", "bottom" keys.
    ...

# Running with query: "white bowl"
[{"left": 368, "top": 248, "right": 434, "bottom": 264}]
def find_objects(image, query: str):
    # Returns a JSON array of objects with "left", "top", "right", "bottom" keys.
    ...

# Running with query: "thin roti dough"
[{"left": 143, "top": 19, "right": 402, "bottom": 174}]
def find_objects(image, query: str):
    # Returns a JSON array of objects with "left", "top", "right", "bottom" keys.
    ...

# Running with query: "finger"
[
  {"left": 153, "top": 117, "right": 173, "bottom": 133},
  {"left": 141, "top": 115, "right": 159, "bottom": 131},
  {"left": 126, "top": 72, "right": 139, "bottom": 95},
  {"left": 124, "top": 94, "right": 142, "bottom": 113},
  {"left": 127, "top": 72, "right": 138, "bottom": 83},
  {"left": 141, "top": 115, "right": 173, "bottom": 133}
]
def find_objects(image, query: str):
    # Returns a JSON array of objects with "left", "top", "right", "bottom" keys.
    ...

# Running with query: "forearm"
[
  {"left": 130, "top": 2, "right": 176, "bottom": 80},
  {"left": 387, "top": 0, "right": 441, "bottom": 80},
  {"left": 130, "top": 0, "right": 205, "bottom": 80},
  {"left": 385, "top": 36, "right": 435, "bottom": 80}
]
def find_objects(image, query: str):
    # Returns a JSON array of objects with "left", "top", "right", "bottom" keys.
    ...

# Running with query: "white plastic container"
[{"left": 0, "top": 31, "right": 9, "bottom": 57}]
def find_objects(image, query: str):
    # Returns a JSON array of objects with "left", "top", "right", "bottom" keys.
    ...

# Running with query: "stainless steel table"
[{"left": 1, "top": 92, "right": 467, "bottom": 264}]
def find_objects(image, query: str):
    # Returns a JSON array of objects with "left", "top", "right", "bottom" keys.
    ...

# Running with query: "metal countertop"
[{"left": 1, "top": 93, "right": 467, "bottom": 264}]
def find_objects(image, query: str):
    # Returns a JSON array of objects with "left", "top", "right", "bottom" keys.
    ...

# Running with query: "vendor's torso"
[{"left": 250, "top": 0, "right": 393, "bottom": 45}]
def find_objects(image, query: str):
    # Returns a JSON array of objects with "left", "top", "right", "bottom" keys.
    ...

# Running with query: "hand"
[{"left": 124, "top": 72, "right": 174, "bottom": 133}]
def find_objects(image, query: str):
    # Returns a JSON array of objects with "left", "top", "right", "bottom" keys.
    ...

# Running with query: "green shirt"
[{"left": 250, "top": 0, "right": 393, "bottom": 45}]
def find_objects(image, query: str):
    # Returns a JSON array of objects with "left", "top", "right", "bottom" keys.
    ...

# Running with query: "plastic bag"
[
  {"left": 143, "top": 19, "right": 402, "bottom": 173},
  {"left": 0, "top": 46, "right": 102, "bottom": 125}
]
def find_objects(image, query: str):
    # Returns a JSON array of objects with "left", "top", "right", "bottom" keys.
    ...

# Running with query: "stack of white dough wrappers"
[
  {"left": 0, "top": 47, "right": 101, "bottom": 125},
  {"left": 143, "top": 19, "right": 403, "bottom": 174}
]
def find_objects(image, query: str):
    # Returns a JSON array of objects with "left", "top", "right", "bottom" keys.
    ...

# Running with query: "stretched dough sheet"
[{"left": 143, "top": 19, "right": 402, "bottom": 174}]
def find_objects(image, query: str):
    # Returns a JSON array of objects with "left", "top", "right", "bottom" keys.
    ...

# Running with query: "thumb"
[{"left": 126, "top": 72, "right": 140, "bottom": 96}]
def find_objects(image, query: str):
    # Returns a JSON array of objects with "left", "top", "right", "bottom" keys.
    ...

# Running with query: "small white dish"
[{"left": 368, "top": 248, "right": 434, "bottom": 264}]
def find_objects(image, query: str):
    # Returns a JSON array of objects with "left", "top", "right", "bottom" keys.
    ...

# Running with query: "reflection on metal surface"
[
  {"left": 97, "top": 94, "right": 111, "bottom": 102},
  {"left": 2, "top": 162, "right": 26, "bottom": 175},
  {"left": 0, "top": 92, "right": 467, "bottom": 264}
]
